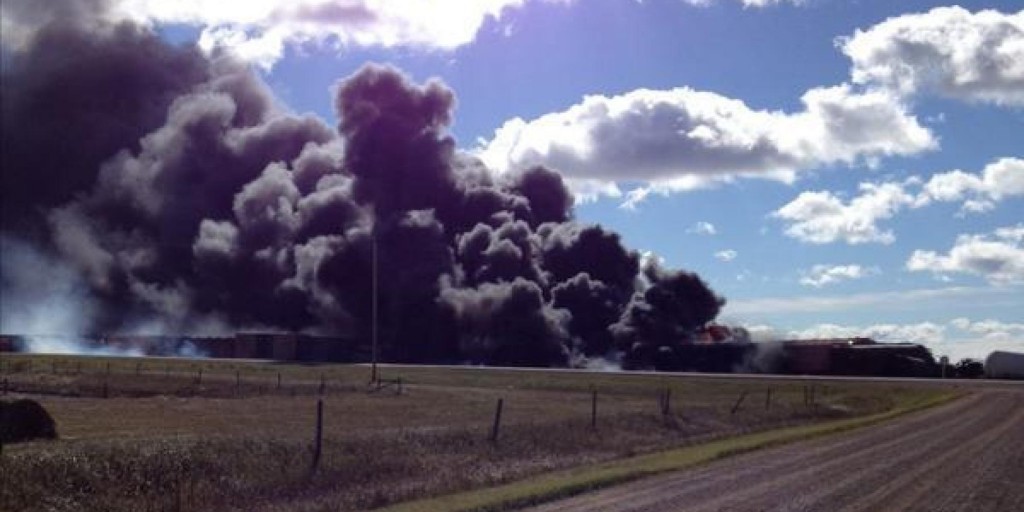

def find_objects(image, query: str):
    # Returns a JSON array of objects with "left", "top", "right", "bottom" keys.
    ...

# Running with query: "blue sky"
[{"left": 26, "top": 0, "right": 1024, "bottom": 360}]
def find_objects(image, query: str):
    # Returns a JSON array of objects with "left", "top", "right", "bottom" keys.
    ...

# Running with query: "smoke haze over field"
[{"left": 0, "top": 1, "right": 724, "bottom": 366}]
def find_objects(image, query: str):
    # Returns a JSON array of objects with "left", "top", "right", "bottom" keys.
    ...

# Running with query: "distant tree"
[{"left": 955, "top": 358, "right": 985, "bottom": 379}]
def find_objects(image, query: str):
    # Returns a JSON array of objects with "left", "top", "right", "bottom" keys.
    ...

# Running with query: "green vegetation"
[{"left": 1, "top": 354, "right": 958, "bottom": 511}]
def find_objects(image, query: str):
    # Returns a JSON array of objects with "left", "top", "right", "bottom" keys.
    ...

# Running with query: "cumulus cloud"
[
  {"left": 773, "top": 156, "right": 1023, "bottom": 245},
  {"left": 907, "top": 225, "right": 1024, "bottom": 285},
  {"left": 714, "top": 249, "right": 737, "bottom": 262},
  {"left": 478, "top": 84, "right": 933, "bottom": 203},
  {"left": 688, "top": 221, "right": 717, "bottom": 235},
  {"left": 800, "top": 264, "right": 878, "bottom": 288},
  {"left": 917, "top": 157, "right": 1024, "bottom": 215},
  {"left": 951, "top": 317, "right": 1024, "bottom": 339},
  {"left": 772, "top": 181, "right": 915, "bottom": 244},
  {"left": 840, "top": 6, "right": 1024, "bottom": 106},
  {"left": 1, "top": 0, "right": 569, "bottom": 69}
]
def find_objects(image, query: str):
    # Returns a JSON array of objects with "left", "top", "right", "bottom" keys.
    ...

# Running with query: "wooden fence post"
[
  {"left": 489, "top": 398, "right": 504, "bottom": 443},
  {"left": 591, "top": 387, "right": 598, "bottom": 429},
  {"left": 197, "top": 368, "right": 202, "bottom": 385},
  {"left": 731, "top": 390, "right": 749, "bottom": 414},
  {"left": 765, "top": 388, "right": 772, "bottom": 410},
  {"left": 312, "top": 399, "right": 324, "bottom": 473},
  {"left": 277, "top": 372, "right": 282, "bottom": 390},
  {"left": 235, "top": 371, "right": 241, "bottom": 395}
]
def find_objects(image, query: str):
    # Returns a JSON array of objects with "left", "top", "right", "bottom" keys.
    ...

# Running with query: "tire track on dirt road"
[{"left": 524, "top": 389, "right": 1024, "bottom": 512}]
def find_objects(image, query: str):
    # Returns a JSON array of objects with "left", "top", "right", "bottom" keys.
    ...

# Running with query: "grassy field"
[{"left": 1, "top": 354, "right": 957, "bottom": 512}]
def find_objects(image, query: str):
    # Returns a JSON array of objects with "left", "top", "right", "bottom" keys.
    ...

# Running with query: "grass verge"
[{"left": 379, "top": 389, "right": 962, "bottom": 512}]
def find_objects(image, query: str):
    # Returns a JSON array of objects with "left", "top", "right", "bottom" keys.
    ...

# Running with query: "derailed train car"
[{"left": 649, "top": 336, "right": 939, "bottom": 377}]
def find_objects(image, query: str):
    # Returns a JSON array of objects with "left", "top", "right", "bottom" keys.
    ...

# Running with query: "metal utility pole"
[{"left": 370, "top": 233, "right": 379, "bottom": 385}]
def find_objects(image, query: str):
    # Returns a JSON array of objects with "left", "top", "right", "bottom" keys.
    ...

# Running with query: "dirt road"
[{"left": 525, "top": 388, "right": 1024, "bottom": 512}]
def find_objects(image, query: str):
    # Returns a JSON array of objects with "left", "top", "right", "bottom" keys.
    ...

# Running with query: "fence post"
[
  {"left": 277, "top": 372, "right": 282, "bottom": 390},
  {"left": 809, "top": 385, "right": 815, "bottom": 406},
  {"left": 765, "top": 388, "right": 772, "bottom": 410},
  {"left": 312, "top": 398, "right": 324, "bottom": 473},
  {"left": 489, "top": 398, "right": 504, "bottom": 443},
  {"left": 663, "top": 387, "right": 672, "bottom": 416},
  {"left": 236, "top": 371, "right": 241, "bottom": 395},
  {"left": 591, "top": 387, "right": 598, "bottom": 429},
  {"left": 731, "top": 390, "right": 749, "bottom": 414},
  {"left": 3, "top": 377, "right": 8, "bottom": 395},
  {"left": 197, "top": 368, "right": 202, "bottom": 385}
]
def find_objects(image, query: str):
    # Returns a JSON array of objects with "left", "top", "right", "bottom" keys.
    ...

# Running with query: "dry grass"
[{"left": 0, "top": 354, "right": 950, "bottom": 511}]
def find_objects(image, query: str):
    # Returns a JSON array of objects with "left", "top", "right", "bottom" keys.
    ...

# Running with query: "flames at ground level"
[{"left": 1, "top": 332, "right": 943, "bottom": 378}]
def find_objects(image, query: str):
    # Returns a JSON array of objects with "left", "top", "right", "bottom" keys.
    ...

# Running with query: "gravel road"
[{"left": 525, "top": 389, "right": 1024, "bottom": 512}]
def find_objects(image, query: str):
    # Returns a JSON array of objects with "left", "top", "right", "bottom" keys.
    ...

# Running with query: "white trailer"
[{"left": 985, "top": 351, "right": 1024, "bottom": 379}]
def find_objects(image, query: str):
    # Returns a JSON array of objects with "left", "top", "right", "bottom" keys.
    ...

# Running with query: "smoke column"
[{"left": 0, "top": 1, "right": 724, "bottom": 367}]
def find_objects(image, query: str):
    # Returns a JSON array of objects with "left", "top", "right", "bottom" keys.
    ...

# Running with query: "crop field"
[{"left": 1, "top": 354, "right": 954, "bottom": 512}]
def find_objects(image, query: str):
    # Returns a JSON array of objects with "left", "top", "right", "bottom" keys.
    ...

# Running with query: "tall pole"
[{"left": 370, "top": 232, "right": 379, "bottom": 385}]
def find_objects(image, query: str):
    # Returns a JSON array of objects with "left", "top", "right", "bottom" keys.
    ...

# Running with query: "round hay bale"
[{"left": 1, "top": 399, "right": 58, "bottom": 443}]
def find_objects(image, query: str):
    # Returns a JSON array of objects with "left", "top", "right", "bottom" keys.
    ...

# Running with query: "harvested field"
[{"left": 1, "top": 354, "right": 955, "bottom": 511}]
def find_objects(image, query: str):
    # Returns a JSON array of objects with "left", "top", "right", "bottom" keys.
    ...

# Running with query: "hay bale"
[{"left": 1, "top": 399, "right": 58, "bottom": 443}]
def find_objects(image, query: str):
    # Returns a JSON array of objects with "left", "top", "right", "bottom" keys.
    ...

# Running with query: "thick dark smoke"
[
  {"left": 1, "top": 13, "right": 209, "bottom": 238},
  {"left": 0, "top": 6, "right": 725, "bottom": 367},
  {"left": 612, "top": 262, "right": 725, "bottom": 369}
]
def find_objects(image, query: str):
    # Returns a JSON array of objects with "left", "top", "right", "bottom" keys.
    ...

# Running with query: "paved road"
[{"left": 525, "top": 389, "right": 1024, "bottom": 512}]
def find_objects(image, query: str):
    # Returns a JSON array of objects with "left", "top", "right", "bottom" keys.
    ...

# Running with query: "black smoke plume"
[{"left": 1, "top": 8, "right": 725, "bottom": 367}]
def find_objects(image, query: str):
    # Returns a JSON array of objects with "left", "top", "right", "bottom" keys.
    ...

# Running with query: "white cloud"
[
  {"left": 478, "top": 84, "right": 934, "bottom": 203},
  {"left": 907, "top": 225, "right": 1024, "bottom": 285},
  {"left": 788, "top": 322, "right": 946, "bottom": 345},
  {"left": 840, "top": 6, "right": 1024, "bottom": 106},
  {"left": 772, "top": 157, "right": 1023, "bottom": 245},
  {"left": 951, "top": 317, "right": 1024, "bottom": 339},
  {"left": 2, "top": 0, "right": 569, "bottom": 68},
  {"left": 772, "top": 181, "right": 915, "bottom": 245},
  {"left": 687, "top": 221, "right": 717, "bottom": 235},
  {"left": 799, "top": 264, "right": 877, "bottom": 288},
  {"left": 714, "top": 249, "right": 738, "bottom": 262},
  {"left": 917, "top": 157, "right": 1024, "bottom": 214}
]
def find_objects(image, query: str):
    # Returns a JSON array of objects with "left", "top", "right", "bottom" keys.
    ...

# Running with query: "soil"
[{"left": 525, "top": 388, "right": 1024, "bottom": 512}]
